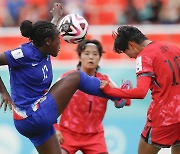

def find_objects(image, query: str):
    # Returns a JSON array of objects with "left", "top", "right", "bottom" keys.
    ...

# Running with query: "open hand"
[
  {"left": 0, "top": 92, "right": 15, "bottom": 112},
  {"left": 51, "top": 3, "right": 64, "bottom": 25},
  {"left": 121, "top": 79, "right": 133, "bottom": 89}
]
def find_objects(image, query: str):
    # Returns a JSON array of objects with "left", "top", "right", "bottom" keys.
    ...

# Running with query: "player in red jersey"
[
  {"left": 100, "top": 26, "right": 180, "bottom": 154},
  {"left": 54, "top": 39, "right": 131, "bottom": 154}
]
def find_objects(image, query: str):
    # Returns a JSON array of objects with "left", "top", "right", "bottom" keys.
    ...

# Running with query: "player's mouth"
[{"left": 88, "top": 61, "right": 94, "bottom": 64}]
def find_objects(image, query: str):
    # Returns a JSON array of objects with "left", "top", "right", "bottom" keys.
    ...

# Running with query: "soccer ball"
[{"left": 58, "top": 14, "right": 88, "bottom": 44}]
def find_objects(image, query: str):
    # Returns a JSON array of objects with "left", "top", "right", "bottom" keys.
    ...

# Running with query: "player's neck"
[{"left": 141, "top": 40, "right": 152, "bottom": 48}]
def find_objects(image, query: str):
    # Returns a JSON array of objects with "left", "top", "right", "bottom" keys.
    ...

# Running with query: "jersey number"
[
  {"left": 164, "top": 56, "right": 180, "bottom": 86},
  {"left": 42, "top": 65, "right": 48, "bottom": 81}
]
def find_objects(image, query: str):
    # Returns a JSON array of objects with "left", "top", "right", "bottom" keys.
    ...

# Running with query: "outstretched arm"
[{"left": 100, "top": 76, "right": 151, "bottom": 99}]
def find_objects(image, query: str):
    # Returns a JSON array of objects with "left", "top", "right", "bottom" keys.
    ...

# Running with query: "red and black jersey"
[
  {"left": 56, "top": 70, "right": 111, "bottom": 133},
  {"left": 136, "top": 41, "right": 180, "bottom": 127},
  {"left": 102, "top": 41, "right": 180, "bottom": 127}
]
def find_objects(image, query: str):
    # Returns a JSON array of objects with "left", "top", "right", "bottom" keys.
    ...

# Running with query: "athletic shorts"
[
  {"left": 141, "top": 120, "right": 180, "bottom": 148},
  {"left": 14, "top": 93, "right": 58, "bottom": 147},
  {"left": 60, "top": 128, "right": 108, "bottom": 154}
]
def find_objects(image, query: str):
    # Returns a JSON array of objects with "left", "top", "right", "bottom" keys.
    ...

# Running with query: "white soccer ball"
[{"left": 58, "top": 14, "right": 88, "bottom": 44}]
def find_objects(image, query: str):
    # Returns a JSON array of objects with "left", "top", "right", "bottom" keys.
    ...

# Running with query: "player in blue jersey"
[{"left": 0, "top": 3, "right": 130, "bottom": 154}]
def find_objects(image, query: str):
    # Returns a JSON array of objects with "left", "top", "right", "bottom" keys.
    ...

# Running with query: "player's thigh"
[
  {"left": 138, "top": 137, "right": 160, "bottom": 154},
  {"left": 36, "top": 133, "right": 62, "bottom": 154},
  {"left": 81, "top": 132, "right": 108, "bottom": 154},
  {"left": 171, "top": 145, "right": 180, "bottom": 154},
  {"left": 49, "top": 71, "right": 80, "bottom": 115}
]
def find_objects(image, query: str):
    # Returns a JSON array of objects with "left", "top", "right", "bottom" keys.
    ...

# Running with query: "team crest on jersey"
[
  {"left": 11, "top": 49, "right": 24, "bottom": 59},
  {"left": 136, "top": 56, "right": 142, "bottom": 73}
]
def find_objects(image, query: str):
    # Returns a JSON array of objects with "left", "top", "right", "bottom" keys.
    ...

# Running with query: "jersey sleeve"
[
  {"left": 4, "top": 48, "right": 27, "bottom": 68},
  {"left": 136, "top": 55, "right": 155, "bottom": 78},
  {"left": 102, "top": 76, "right": 151, "bottom": 99}
]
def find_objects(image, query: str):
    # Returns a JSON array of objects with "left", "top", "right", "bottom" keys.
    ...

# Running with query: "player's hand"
[
  {"left": 114, "top": 99, "right": 126, "bottom": 108},
  {"left": 120, "top": 79, "right": 133, "bottom": 89},
  {"left": 51, "top": 3, "right": 64, "bottom": 25},
  {"left": 100, "top": 80, "right": 110, "bottom": 89},
  {"left": 56, "top": 130, "right": 64, "bottom": 144},
  {"left": 51, "top": 3, "right": 63, "bottom": 18},
  {"left": 118, "top": 79, "right": 133, "bottom": 107},
  {"left": 0, "top": 91, "right": 15, "bottom": 112}
]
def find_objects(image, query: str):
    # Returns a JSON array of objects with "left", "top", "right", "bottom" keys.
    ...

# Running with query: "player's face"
[
  {"left": 79, "top": 45, "right": 100, "bottom": 71},
  {"left": 49, "top": 33, "right": 60, "bottom": 57}
]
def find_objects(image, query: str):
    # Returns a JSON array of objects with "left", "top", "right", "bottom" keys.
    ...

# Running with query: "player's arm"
[
  {"left": 0, "top": 53, "right": 8, "bottom": 65},
  {"left": 50, "top": 3, "right": 63, "bottom": 26},
  {"left": 113, "top": 80, "right": 132, "bottom": 108},
  {"left": 108, "top": 78, "right": 132, "bottom": 108},
  {"left": 100, "top": 76, "right": 151, "bottom": 99},
  {"left": 0, "top": 76, "right": 15, "bottom": 111},
  {"left": 0, "top": 53, "right": 15, "bottom": 111}
]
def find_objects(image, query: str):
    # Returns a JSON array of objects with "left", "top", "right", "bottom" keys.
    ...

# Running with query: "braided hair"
[{"left": 20, "top": 20, "right": 58, "bottom": 47}]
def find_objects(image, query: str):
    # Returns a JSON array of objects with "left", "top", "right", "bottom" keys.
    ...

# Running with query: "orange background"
[{"left": 0, "top": 33, "right": 179, "bottom": 60}]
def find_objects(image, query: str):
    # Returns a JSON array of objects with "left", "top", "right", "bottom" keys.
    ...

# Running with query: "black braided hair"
[{"left": 20, "top": 20, "right": 58, "bottom": 47}]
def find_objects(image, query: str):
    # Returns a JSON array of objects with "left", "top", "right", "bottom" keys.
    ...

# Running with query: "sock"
[{"left": 79, "top": 70, "right": 119, "bottom": 100}]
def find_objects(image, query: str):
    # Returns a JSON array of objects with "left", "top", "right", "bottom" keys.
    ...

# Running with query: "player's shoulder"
[
  {"left": 96, "top": 72, "right": 109, "bottom": 80},
  {"left": 10, "top": 42, "right": 34, "bottom": 60}
]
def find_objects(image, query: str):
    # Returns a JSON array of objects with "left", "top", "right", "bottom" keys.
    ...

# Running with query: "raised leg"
[
  {"left": 36, "top": 133, "right": 62, "bottom": 154},
  {"left": 49, "top": 71, "right": 118, "bottom": 115}
]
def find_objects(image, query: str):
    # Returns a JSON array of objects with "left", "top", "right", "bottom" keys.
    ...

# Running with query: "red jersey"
[
  {"left": 57, "top": 70, "right": 111, "bottom": 133},
  {"left": 136, "top": 41, "right": 180, "bottom": 127}
]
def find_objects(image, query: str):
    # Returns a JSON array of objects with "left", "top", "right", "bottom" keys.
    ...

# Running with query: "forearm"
[
  {"left": 50, "top": 3, "right": 63, "bottom": 26},
  {"left": 104, "top": 87, "right": 146, "bottom": 99},
  {"left": 51, "top": 17, "right": 61, "bottom": 26},
  {"left": 0, "top": 77, "right": 8, "bottom": 93},
  {"left": 102, "top": 76, "right": 151, "bottom": 99}
]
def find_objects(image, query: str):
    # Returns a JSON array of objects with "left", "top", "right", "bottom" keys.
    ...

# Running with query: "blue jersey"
[{"left": 5, "top": 42, "right": 53, "bottom": 115}]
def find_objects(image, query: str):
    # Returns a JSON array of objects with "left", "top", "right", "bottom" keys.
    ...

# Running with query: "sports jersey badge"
[
  {"left": 11, "top": 49, "right": 24, "bottom": 59},
  {"left": 136, "top": 56, "right": 142, "bottom": 73}
]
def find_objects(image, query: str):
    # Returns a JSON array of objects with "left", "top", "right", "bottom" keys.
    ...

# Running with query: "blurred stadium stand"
[{"left": 0, "top": 25, "right": 180, "bottom": 61}]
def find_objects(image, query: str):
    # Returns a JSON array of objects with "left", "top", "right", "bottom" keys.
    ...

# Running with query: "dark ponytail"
[
  {"left": 20, "top": 20, "right": 33, "bottom": 38},
  {"left": 19, "top": 20, "right": 59, "bottom": 47}
]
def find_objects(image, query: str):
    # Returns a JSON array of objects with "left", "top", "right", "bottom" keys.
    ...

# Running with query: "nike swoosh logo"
[{"left": 32, "top": 63, "right": 38, "bottom": 66}]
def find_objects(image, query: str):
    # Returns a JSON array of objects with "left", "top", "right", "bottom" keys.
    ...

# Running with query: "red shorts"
[
  {"left": 60, "top": 128, "right": 108, "bottom": 154},
  {"left": 141, "top": 121, "right": 180, "bottom": 148}
]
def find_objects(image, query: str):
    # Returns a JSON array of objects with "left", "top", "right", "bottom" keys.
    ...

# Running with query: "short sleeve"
[
  {"left": 136, "top": 55, "right": 155, "bottom": 78},
  {"left": 4, "top": 48, "right": 26, "bottom": 68}
]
